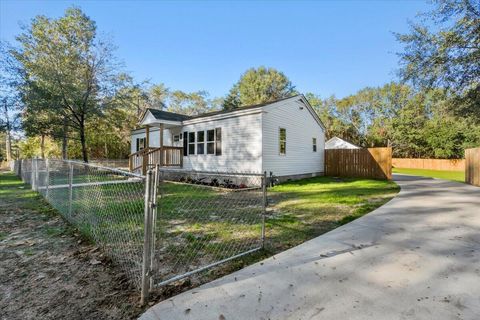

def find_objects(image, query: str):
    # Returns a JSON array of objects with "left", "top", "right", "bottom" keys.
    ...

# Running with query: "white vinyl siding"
[
  {"left": 130, "top": 96, "right": 324, "bottom": 177},
  {"left": 182, "top": 113, "right": 263, "bottom": 172},
  {"left": 130, "top": 128, "right": 173, "bottom": 154},
  {"left": 262, "top": 100, "right": 325, "bottom": 177}
]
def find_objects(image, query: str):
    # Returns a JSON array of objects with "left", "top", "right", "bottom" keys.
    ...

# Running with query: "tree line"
[{"left": 0, "top": 0, "right": 478, "bottom": 162}]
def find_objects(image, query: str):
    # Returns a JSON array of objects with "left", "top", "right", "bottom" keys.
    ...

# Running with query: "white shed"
[
  {"left": 130, "top": 95, "right": 326, "bottom": 180},
  {"left": 325, "top": 137, "right": 360, "bottom": 150}
]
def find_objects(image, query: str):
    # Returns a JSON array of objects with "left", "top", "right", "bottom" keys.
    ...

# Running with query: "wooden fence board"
[
  {"left": 466, "top": 148, "right": 480, "bottom": 187},
  {"left": 325, "top": 147, "right": 392, "bottom": 180},
  {"left": 392, "top": 158, "right": 465, "bottom": 171}
]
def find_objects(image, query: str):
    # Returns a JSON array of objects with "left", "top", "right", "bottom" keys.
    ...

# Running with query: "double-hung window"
[
  {"left": 188, "top": 132, "right": 196, "bottom": 155},
  {"left": 312, "top": 138, "right": 317, "bottom": 152},
  {"left": 185, "top": 128, "right": 222, "bottom": 156},
  {"left": 197, "top": 131, "right": 205, "bottom": 154},
  {"left": 279, "top": 128, "right": 286, "bottom": 155},
  {"left": 207, "top": 129, "right": 215, "bottom": 154}
]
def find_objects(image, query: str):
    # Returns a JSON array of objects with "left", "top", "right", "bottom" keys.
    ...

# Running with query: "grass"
[
  {"left": 266, "top": 176, "right": 399, "bottom": 251},
  {"left": 0, "top": 171, "right": 57, "bottom": 216},
  {"left": 2, "top": 170, "right": 400, "bottom": 290},
  {"left": 393, "top": 167, "right": 465, "bottom": 183}
]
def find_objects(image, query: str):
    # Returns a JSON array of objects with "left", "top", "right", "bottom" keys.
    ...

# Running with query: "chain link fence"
[
  {"left": 11, "top": 159, "right": 267, "bottom": 303},
  {"left": 150, "top": 168, "right": 266, "bottom": 289},
  {"left": 13, "top": 159, "right": 146, "bottom": 288}
]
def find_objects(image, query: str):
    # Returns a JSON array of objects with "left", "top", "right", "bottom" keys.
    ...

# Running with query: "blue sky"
[{"left": 0, "top": 0, "right": 430, "bottom": 99}]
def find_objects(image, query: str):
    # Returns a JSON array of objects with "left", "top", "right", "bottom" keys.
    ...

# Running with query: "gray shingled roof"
[
  {"left": 147, "top": 95, "right": 301, "bottom": 122},
  {"left": 147, "top": 108, "right": 192, "bottom": 122}
]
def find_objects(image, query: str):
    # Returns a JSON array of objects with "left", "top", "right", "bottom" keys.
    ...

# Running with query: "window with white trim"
[
  {"left": 207, "top": 129, "right": 215, "bottom": 154},
  {"left": 312, "top": 138, "right": 317, "bottom": 152},
  {"left": 197, "top": 131, "right": 205, "bottom": 154}
]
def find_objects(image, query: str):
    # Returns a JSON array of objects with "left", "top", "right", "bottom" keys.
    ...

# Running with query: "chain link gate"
[
  {"left": 12, "top": 159, "right": 268, "bottom": 304},
  {"left": 140, "top": 166, "right": 267, "bottom": 302}
]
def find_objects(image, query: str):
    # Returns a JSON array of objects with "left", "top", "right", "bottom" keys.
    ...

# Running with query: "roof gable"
[{"left": 138, "top": 94, "right": 326, "bottom": 130}]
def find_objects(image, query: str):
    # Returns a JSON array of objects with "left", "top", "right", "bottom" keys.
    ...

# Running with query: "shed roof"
[{"left": 325, "top": 137, "right": 360, "bottom": 149}]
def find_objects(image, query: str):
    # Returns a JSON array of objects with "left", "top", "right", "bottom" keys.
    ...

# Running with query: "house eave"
[{"left": 182, "top": 108, "right": 265, "bottom": 125}]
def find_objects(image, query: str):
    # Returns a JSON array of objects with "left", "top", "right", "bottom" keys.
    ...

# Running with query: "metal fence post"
[
  {"left": 36, "top": 158, "right": 40, "bottom": 190},
  {"left": 31, "top": 159, "right": 36, "bottom": 190},
  {"left": 68, "top": 162, "right": 74, "bottom": 216},
  {"left": 45, "top": 159, "right": 50, "bottom": 199},
  {"left": 261, "top": 171, "right": 267, "bottom": 248},
  {"left": 149, "top": 165, "right": 160, "bottom": 289},
  {"left": 141, "top": 169, "right": 154, "bottom": 305}
]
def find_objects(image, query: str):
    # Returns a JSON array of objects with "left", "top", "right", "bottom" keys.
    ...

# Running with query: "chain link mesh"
[
  {"left": 12, "top": 159, "right": 266, "bottom": 295},
  {"left": 14, "top": 159, "right": 146, "bottom": 288},
  {"left": 152, "top": 169, "right": 265, "bottom": 286}
]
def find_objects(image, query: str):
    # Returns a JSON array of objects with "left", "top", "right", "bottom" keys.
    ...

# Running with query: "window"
[
  {"left": 183, "top": 131, "right": 188, "bottom": 156},
  {"left": 188, "top": 132, "right": 195, "bottom": 155},
  {"left": 173, "top": 134, "right": 180, "bottom": 142},
  {"left": 279, "top": 128, "right": 286, "bottom": 155},
  {"left": 136, "top": 138, "right": 146, "bottom": 152},
  {"left": 207, "top": 129, "right": 215, "bottom": 154},
  {"left": 197, "top": 131, "right": 205, "bottom": 154},
  {"left": 312, "top": 138, "right": 317, "bottom": 152},
  {"left": 215, "top": 128, "right": 222, "bottom": 156}
]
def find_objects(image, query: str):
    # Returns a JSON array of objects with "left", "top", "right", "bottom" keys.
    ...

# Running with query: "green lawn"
[
  {"left": 393, "top": 167, "right": 465, "bottom": 183},
  {"left": 266, "top": 176, "right": 399, "bottom": 251},
  {"left": 2, "top": 171, "right": 400, "bottom": 289}
]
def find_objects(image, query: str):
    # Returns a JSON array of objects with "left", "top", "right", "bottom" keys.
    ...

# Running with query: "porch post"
[
  {"left": 159, "top": 124, "right": 164, "bottom": 166},
  {"left": 142, "top": 125, "right": 151, "bottom": 175},
  {"left": 145, "top": 125, "right": 150, "bottom": 149}
]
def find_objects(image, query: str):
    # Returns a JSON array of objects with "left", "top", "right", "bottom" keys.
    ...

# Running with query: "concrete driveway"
[{"left": 140, "top": 175, "right": 480, "bottom": 320}]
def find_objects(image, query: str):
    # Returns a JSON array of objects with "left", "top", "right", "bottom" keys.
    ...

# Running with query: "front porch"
[
  {"left": 129, "top": 146, "right": 183, "bottom": 175},
  {"left": 129, "top": 109, "right": 189, "bottom": 175}
]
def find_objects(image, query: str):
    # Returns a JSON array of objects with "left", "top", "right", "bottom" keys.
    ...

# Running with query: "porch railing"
[{"left": 129, "top": 146, "right": 183, "bottom": 175}]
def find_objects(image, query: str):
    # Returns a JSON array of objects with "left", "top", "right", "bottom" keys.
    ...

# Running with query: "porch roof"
[{"left": 139, "top": 109, "right": 190, "bottom": 128}]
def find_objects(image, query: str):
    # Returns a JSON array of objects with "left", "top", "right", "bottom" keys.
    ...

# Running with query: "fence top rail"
[
  {"left": 16, "top": 158, "right": 264, "bottom": 178},
  {"left": 158, "top": 167, "right": 265, "bottom": 177},
  {"left": 26, "top": 158, "right": 146, "bottom": 179}
]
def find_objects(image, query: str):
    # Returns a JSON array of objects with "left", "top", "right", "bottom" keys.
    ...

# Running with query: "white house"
[
  {"left": 325, "top": 137, "right": 359, "bottom": 150},
  {"left": 129, "top": 94, "right": 326, "bottom": 181}
]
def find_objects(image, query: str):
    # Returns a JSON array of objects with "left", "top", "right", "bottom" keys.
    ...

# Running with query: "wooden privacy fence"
[
  {"left": 325, "top": 147, "right": 392, "bottom": 180},
  {"left": 392, "top": 158, "right": 465, "bottom": 171},
  {"left": 465, "top": 148, "right": 480, "bottom": 187}
]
